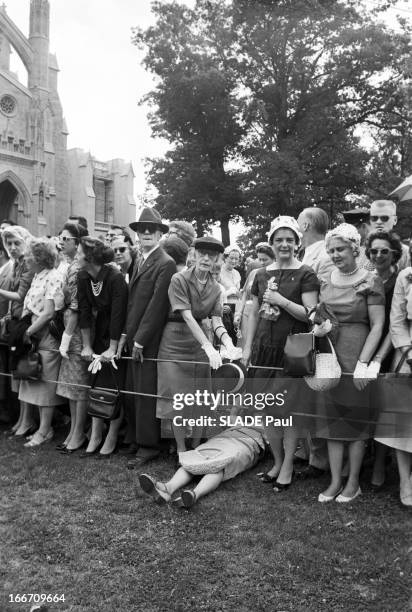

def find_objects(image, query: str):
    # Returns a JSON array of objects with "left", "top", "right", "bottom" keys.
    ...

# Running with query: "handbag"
[
  {"left": 179, "top": 447, "right": 233, "bottom": 475},
  {"left": 373, "top": 346, "right": 412, "bottom": 439},
  {"left": 11, "top": 343, "right": 42, "bottom": 380},
  {"left": 49, "top": 310, "right": 65, "bottom": 341},
  {"left": 283, "top": 332, "right": 315, "bottom": 376},
  {"left": 87, "top": 366, "right": 121, "bottom": 420},
  {"left": 304, "top": 336, "right": 341, "bottom": 391}
]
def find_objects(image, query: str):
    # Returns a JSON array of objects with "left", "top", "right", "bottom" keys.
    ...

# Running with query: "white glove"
[
  {"left": 88, "top": 355, "right": 102, "bottom": 374},
  {"left": 59, "top": 332, "right": 72, "bottom": 358},
  {"left": 220, "top": 344, "right": 243, "bottom": 362},
  {"left": 312, "top": 319, "right": 332, "bottom": 338},
  {"left": 202, "top": 342, "right": 222, "bottom": 370},
  {"left": 353, "top": 360, "right": 369, "bottom": 379},
  {"left": 366, "top": 360, "right": 381, "bottom": 379}
]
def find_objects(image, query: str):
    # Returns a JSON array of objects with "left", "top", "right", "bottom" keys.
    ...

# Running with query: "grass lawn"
[{"left": 1, "top": 425, "right": 411, "bottom": 612}]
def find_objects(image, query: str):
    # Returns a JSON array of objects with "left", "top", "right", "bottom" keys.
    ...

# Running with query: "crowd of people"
[{"left": 1, "top": 199, "right": 412, "bottom": 510}]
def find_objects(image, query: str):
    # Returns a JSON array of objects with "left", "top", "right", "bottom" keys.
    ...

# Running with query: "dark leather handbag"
[
  {"left": 11, "top": 344, "right": 42, "bottom": 380},
  {"left": 49, "top": 310, "right": 65, "bottom": 341},
  {"left": 283, "top": 332, "right": 315, "bottom": 376},
  {"left": 87, "top": 367, "right": 121, "bottom": 420}
]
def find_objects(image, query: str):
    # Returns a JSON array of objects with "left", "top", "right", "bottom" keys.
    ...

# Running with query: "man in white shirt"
[
  {"left": 296, "top": 207, "right": 332, "bottom": 476},
  {"left": 297, "top": 207, "right": 334, "bottom": 280},
  {"left": 369, "top": 200, "right": 410, "bottom": 270}
]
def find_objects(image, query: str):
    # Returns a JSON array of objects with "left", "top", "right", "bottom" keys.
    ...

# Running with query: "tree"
[
  {"left": 133, "top": 2, "right": 246, "bottom": 243},
  {"left": 134, "top": 0, "right": 412, "bottom": 242}
]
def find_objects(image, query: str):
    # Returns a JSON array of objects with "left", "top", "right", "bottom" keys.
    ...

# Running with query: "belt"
[{"left": 167, "top": 315, "right": 202, "bottom": 324}]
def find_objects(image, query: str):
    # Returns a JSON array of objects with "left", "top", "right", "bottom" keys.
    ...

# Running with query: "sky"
[
  {"left": 7, "top": 0, "right": 170, "bottom": 203},
  {"left": 5, "top": 0, "right": 412, "bottom": 235}
]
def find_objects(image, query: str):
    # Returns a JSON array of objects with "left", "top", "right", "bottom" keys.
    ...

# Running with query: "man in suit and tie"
[{"left": 120, "top": 208, "right": 177, "bottom": 468}]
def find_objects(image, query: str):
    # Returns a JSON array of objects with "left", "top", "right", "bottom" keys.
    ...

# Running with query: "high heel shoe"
[
  {"left": 96, "top": 445, "right": 119, "bottom": 460},
  {"left": 79, "top": 439, "right": 103, "bottom": 458},
  {"left": 273, "top": 472, "right": 295, "bottom": 493},
  {"left": 60, "top": 438, "right": 88, "bottom": 455},
  {"left": 335, "top": 487, "right": 362, "bottom": 503},
  {"left": 257, "top": 471, "right": 279, "bottom": 484},
  {"left": 13, "top": 424, "right": 37, "bottom": 440},
  {"left": 24, "top": 429, "right": 54, "bottom": 448},
  {"left": 318, "top": 487, "right": 343, "bottom": 503}
]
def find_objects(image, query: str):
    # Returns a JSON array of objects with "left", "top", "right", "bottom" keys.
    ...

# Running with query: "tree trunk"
[{"left": 220, "top": 217, "right": 230, "bottom": 246}]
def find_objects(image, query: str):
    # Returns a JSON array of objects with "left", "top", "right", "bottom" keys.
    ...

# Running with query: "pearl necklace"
[
  {"left": 339, "top": 266, "right": 359, "bottom": 276},
  {"left": 194, "top": 272, "right": 208, "bottom": 285},
  {"left": 90, "top": 279, "right": 103, "bottom": 296}
]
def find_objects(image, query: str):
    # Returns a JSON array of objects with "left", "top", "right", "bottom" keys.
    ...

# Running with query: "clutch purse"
[
  {"left": 87, "top": 366, "right": 121, "bottom": 420},
  {"left": 11, "top": 344, "right": 42, "bottom": 380},
  {"left": 49, "top": 310, "right": 65, "bottom": 341},
  {"left": 283, "top": 332, "right": 315, "bottom": 376}
]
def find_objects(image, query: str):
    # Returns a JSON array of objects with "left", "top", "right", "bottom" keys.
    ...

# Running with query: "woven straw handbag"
[{"left": 304, "top": 336, "right": 341, "bottom": 391}]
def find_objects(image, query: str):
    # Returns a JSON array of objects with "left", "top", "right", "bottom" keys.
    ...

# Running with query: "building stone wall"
[{"left": 0, "top": 1, "right": 135, "bottom": 237}]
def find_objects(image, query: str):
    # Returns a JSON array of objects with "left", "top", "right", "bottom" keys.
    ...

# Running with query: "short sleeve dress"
[
  {"left": 56, "top": 259, "right": 90, "bottom": 401},
  {"left": 316, "top": 271, "right": 385, "bottom": 440},
  {"left": 248, "top": 265, "right": 319, "bottom": 426},
  {"left": 156, "top": 267, "right": 223, "bottom": 421},
  {"left": 18, "top": 268, "right": 66, "bottom": 407}
]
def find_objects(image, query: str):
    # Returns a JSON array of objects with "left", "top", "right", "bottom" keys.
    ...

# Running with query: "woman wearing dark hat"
[
  {"left": 76, "top": 237, "right": 128, "bottom": 457},
  {"left": 156, "top": 236, "right": 240, "bottom": 454}
]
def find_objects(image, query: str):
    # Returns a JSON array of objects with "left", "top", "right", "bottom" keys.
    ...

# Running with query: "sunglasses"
[
  {"left": 60, "top": 236, "right": 75, "bottom": 242},
  {"left": 114, "top": 246, "right": 127, "bottom": 254},
  {"left": 369, "top": 248, "right": 394, "bottom": 256},
  {"left": 370, "top": 215, "right": 391, "bottom": 223},
  {"left": 138, "top": 224, "right": 156, "bottom": 234}
]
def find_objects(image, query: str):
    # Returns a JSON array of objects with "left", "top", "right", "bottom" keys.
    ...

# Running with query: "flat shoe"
[
  {"left": 335, "top": 487, "right": 362, "bottom": 503},
  {"left": 181, "top": 489, "right": 196, "bottom": 508},
  {"left": 55, "top": 442, "right": 67, "bottom": 451},
  {"left": 171, "top": 495, "right": 184, "bottom": 508},
  {"left": 138, "top": 473, "right": 170, "bottom": 504},
  {"left": 318, "top": 487, "right": 343, "bottom": 503}
]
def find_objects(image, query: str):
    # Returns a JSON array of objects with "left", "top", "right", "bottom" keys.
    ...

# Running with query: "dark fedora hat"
[
  {"left": 129, "top": 207, "right": 169, "bottom": 234},
  {"left": 193, "top": 236, "right": 225, "bottom": 254}
]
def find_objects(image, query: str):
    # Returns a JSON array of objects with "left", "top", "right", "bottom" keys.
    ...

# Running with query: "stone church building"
[{"left": 0, "top": 0, "right": 135, "bottom": 236}]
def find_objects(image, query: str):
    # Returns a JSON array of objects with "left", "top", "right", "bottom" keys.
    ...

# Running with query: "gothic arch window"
[
  {"left": 0, "top": 94, "right": 17, "bottom": 117},
  {"left": 38, "top": 182, "right": 44, "bottom": 215}
]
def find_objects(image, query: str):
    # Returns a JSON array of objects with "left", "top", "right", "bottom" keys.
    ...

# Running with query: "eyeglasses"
[
  {"left": 138, "top": 224, "right": 156, "bottom": 234},
  {"left": 113, "top": 246, "right": 127, "bottom": 254},
  {"left": 370, "top": 215, "right": 391, "bottom": 223},
  {"left": 106, "top": 232, "right": 117, "bottom": 239},
  {"left": 60, "top": 236, "right": 75, "bottom": 242},
  {"left": 369, "top": 248, "right": 395, "bottom": 256}
]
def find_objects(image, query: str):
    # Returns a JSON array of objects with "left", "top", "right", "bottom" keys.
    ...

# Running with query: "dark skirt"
[{"left": 157, "top": 322, "right": 210, "bottom": 421}]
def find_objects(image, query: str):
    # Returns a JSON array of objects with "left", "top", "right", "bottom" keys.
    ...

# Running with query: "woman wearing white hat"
[{"left": 242, "top": 216, "right": 319, "bottom": 492}]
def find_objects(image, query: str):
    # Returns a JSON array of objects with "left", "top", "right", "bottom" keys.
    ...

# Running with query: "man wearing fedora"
[{"left": 121, "top": 207, "right": 177, "bottom": 468}]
